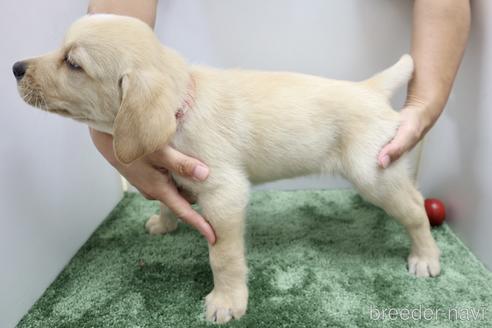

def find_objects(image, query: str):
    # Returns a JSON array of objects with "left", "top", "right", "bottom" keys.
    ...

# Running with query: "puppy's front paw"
[
  {"left": 145, "top": 214, "right": 178, "bottom": 235},
  {"left": 407, "top": 251, "right": 441, "bottom": 277},
  {"left": 205, "top": 287, "right": 248, "bottom": 324}
]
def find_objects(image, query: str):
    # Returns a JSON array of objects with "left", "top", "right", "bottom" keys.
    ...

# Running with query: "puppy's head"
[{"left": 14, "top": 14, "right": 189, "bottom": 164}]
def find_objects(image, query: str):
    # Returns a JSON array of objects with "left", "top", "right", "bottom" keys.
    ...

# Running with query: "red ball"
[{"left": 425, "top": 198, "right": 446, "bottom": 226}]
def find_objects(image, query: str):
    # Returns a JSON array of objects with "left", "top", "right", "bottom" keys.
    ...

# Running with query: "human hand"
[
  {"left": 90, "top": 129, "right": 216, "bottom": 244},
  {"left": 378, "top": 101, "right": 435, "bottom": 169},
  {"left": 378, "top": 0, "right": 470, "bottom": 168}
]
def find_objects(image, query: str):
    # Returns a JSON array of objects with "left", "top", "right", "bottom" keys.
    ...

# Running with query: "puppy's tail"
[{"left": 362, "top": 54, "right": 414, "bottom": 99}]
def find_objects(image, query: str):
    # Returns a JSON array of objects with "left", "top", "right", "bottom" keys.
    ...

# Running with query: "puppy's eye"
[{"left": 64, "top": 55, "right": 81, "bottom": 70}]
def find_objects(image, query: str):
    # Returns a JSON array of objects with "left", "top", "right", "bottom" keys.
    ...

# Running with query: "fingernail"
[
  {"left": 193, "top": 164, "right": 209, "bottom": 181},
  {"left": 380, "top": 155, "right": 390, "bottom": 169}
]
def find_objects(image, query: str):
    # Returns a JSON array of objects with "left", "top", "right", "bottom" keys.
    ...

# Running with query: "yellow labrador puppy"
[{"left": 14, "top": 14, "right": 440, "bottom": 324}]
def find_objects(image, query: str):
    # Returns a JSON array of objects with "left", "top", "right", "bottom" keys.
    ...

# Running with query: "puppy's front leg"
[
  {"left": 199, "top": 181, "right": 249, "bottom": 324},
  {"left": 145, "top": 187, "right": 197, "bottom": 235},
  {"left": 145, "top": 202, "right": 178, "bottom": 235}
]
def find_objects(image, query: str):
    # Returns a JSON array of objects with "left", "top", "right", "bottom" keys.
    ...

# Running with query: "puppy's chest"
[
  {"left": 168, "top": 130, "right": 209, "bottom": 193},
  {"left": 170, "top": 172, "right": 198, "bottom": 195},
  {"left": 170, "top": 127, "right": 202, "bottom": 162},
  {"left": 169, "top": 120, "right": 245, "bottom": 193}
]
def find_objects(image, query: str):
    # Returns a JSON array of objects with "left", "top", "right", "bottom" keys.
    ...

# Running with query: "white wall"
[
  {"left": 419, "top": 0, "right": 492, "bottom": 269},
  {"left": 0, "top": 2, "right": 123, "bottom": 327}
]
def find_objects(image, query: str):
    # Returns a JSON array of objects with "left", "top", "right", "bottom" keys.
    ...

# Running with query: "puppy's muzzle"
[{"left": 12, "top": 61, "right": 27, "bottom": 81}]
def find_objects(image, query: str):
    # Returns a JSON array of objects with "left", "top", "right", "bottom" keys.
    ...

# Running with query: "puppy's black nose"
[{"left": 13, "top": 61, "right": 27, "bottom": 81}]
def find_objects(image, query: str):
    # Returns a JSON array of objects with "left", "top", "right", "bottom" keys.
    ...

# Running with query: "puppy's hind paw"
[
  {"left": 407, "top": 253, "right": 441, "bottom": 278},
  {"left": 145, "top": 214, "right": 178, "bottom": 235}
]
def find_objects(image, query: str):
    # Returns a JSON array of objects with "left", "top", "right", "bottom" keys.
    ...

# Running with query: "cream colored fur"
[{"left": 16, "top": 15, "right": 441, "bottom": 324}]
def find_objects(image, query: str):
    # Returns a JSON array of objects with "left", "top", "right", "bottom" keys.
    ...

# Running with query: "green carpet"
[{"left": 18, "top": 190, "right": 492, "bottom": 327}]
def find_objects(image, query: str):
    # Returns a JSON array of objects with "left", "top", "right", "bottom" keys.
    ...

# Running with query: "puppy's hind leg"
[
  {"left": 145, "top": 202, "right": 178, "bottom": 235},
  {"left": 346, "top": 160, "right": 441, "bottom": 277}
]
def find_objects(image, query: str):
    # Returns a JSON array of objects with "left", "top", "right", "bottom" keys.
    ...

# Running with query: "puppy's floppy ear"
[{"left": 113, "top": 70, "right": 177, "bottom": 164}]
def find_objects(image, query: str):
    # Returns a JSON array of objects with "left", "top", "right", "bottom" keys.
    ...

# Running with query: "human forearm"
[
  {"left": 378, "top": 0, "right": 470, "bottom": 168},
  {"left": 408, "top": 0, "right": 470, "bottom": 130},
  {"left": 87, "top": 0, "right": 157, "bottom": 27}
]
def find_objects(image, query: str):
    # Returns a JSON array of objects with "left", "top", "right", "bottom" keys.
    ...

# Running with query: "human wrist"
[
  {"left": 405, "top": 93, "right": 444, "bottom": 132},
  {"left": 87, "top": 0, "right": 157, "bottom": 28}
]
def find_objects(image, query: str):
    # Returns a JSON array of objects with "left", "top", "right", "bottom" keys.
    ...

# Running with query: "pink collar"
[{"left": 175, "top": 76, "right": 196, "bottom": 121}]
